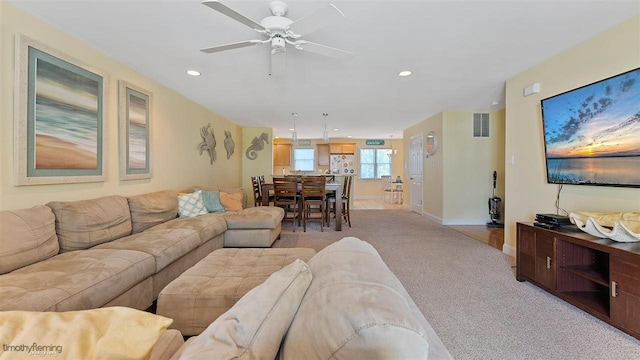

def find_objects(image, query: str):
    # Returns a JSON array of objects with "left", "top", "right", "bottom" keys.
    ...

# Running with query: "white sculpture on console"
[{"left": 570, "top": 211, "right": 640, "bottom": 243}]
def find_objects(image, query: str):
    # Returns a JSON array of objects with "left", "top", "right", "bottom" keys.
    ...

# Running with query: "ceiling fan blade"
[
  {"left": 270, "top": 49, "right": 286, "bottom": 76},
  {"left": 202, "top": 0, "right": 266, "bottom": 32},
  {"left": 293, "top": 41, "right": 354, "bottom": 59},
  {"left": 287, "top": 3, "right": 345, "bottom": 37},
  {"left": 200, "top": 40, "right": 264, "bottom": 54}
]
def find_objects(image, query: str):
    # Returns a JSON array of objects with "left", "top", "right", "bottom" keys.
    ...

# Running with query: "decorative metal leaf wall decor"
[
  {"left": 224, "top": 130, "right": 235, "bottom": 159},
  {"left": 198, "top": 123, "right": 216, "bottom": 164}
]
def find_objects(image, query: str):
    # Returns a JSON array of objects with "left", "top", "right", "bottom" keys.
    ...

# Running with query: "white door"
[{"left": 410, "top": 134, "right": 423, "bottom": 214}]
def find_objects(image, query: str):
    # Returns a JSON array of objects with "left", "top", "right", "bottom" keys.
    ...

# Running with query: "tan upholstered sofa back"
[
  {"left": 0, "top": 206, "right": 59, "bottom": 274},
  {"left": 127, "top": 190, "right": 178, "bottom": 234},
  {"left": 47, "top": 196, "right": 132, "bottom": 252}
]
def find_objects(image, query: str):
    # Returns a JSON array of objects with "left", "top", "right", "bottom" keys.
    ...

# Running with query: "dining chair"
[
  {"left": 381, "top": 175, "right": 395, "bottom": 203},
  {"left": 250, "top": 176, "right": 263, "bottom": 207},
  {"left": 328, "top": 175, "right": 352, "bottom": 228},
  {"left": 300, "top": 176, "right": 326, "bottom": 232},
  {"left": 258, "top": 175, "right": 274, "bottom": 205},
  {"left": 273, "top": 176, "right": 300, "bottom": 231}
]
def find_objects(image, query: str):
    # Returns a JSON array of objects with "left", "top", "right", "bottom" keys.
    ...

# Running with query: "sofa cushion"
[
  {"left": 128, "top": 190, "right": 179, "bottom": 234},
  {"left": 200, "top": 190, "right": 225, "bottom": 213},
  {"left": 219, "top": 187, "right": 247, "bottom": 209},
  {"left": 220, "top": 191, "right": 244, "bottom": 212},
  {"left": 178, "top": 190, "right": 208, "bottom": 218},
  {"left": 0, "top": 249, "right": 155, "bottom": 312},
  {"left": 222, "top": 206, "right": 285, "bottom": 230},
  {"left": 47, "top": 196, "right": 132, "bottom": 252},
  {"left": 149, "top": 213, "right": 227, "bottom": 245},
  {"left": 93, "top": 229, "right": 200, "bottom": 272},
  {"left": 0, "top": 307, "right": 172, "bottom": 360},
  {"left": 0, "top": 206, "right": 59, "bottom": 274},
  {"left": 171, "top": 259, "right": 312, "bottom": 360},
  {"left": 279, "top": 237, "right": 430, "bottom": 360}
]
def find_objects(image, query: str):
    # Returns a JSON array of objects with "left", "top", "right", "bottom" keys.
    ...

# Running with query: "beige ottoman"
[
  {"left": 222, "top": 207, "right": 285, "bottom": 247},
  {"left": 156, "top": 247, "right": 316, "bottom": 336}
]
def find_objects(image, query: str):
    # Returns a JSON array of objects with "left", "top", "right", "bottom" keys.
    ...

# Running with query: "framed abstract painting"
[
  {"left": 14, "top": 34, "right": 108, "bottom": 185},
  {"left": 118, "top": 81, "right": 152, "bottom": 180}
]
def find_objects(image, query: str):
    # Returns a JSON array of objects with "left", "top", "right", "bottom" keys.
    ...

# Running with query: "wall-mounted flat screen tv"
[{"left": 540, "top": 68, "right": 640, "bottom": 188}]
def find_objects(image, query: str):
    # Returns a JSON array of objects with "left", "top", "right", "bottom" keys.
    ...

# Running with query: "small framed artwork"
[
  {"left": 118, "top": 81, "right": 152, "bottom": 180},
  {"left": 14, "top": 34, "right": 108, "bottom": 185}
]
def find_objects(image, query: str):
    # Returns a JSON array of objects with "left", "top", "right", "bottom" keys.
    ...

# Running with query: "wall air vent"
[{"left": 473, "top": 113, "right": 490, "bottom": 138}]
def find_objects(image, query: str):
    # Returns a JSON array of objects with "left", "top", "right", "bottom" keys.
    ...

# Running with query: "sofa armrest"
[{"left": 150, "top": 329, "right": 184, "bottom": 360}]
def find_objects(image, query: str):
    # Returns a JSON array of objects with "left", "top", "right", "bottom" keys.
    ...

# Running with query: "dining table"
[{"left": 260, "top": 180, "right": 344, "bottom": 231}]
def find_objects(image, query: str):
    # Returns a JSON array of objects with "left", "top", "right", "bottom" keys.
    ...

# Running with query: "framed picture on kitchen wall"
[
  {"left": 14, "top": 34, "right": 108, "bottom": 185},
  {"left": 118, "top": 81, "right": 152, "bottom": 180}
]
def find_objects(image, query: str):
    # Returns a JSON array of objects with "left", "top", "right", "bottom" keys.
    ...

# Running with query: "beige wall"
[
  {"left": 443, "top": 110, "right": 505, "bottom": 224},
  {"left": 0, "top": 3, "right": 242, "bottom": 210},
  {"left": 404, "top": 110, "right": 505, "bottom": 224},
  {"left": 243, "top": 128, "right": 273, "bottom": 206},
  {"left": 405, "top": 112, "right": 444, "bottom": 219},
  {"left": 503, "top": 16, "right": 640, "bottom": 256}
]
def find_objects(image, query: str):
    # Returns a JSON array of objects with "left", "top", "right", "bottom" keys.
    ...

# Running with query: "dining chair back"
[
  {"left": 300, "top": 176, "right": 326, "bottom": 232},
  {"left": 273, "top": 176, "right": 300, "bottom": 231},
  {"left": 250, "top": 176, "right": 262, "bottom": 207},
  {"left": 328, "top": 175, "right": 352, "bottom": 228},
  {"left": 257, "top": 175, "right": 274, "bottom": 206}
]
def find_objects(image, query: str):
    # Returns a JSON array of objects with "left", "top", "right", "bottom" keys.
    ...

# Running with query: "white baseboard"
[
  {"left": 423, "top": 212, "right": 443, "bottom": 224},
  {"left": 353, "top": 196, "right": 383, "bottom": 200},
  {"left": 442, "top": 219, "right": 490, "bottom": 226},
  {"left": 503, "top": 243, "right": 516, "bottom": 257}
]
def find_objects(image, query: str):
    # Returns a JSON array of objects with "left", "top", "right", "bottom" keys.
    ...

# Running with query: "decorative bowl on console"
[{"left": 569, "top": 212, "right": 640, "bottom": 243}]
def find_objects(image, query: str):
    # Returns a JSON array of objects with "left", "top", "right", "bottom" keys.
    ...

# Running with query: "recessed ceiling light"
[
  {"left": 398, "top": 70, "right": 412, "bottom": 77},
  {"left": 186, "top": 70, "right": 201, "bottom": 76},
  {"left": 491, "top": 100, "right": 500, "bottom": 106},
  {"left": 333, "top": 128, "right": 340, "bottom": 131},
  {"left": 347, "top": 135, "right": 353, "bottom": 138},
  {"left": 288, "top": 128, "right": 295, "bottom": 132}
]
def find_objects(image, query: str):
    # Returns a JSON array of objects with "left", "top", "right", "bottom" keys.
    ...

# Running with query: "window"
[
  {"left": 292, "top": 147, "right": 315, "bottom": 171},
  {"left": 360, "top": 148, "right": 391, "bottom": 179}
]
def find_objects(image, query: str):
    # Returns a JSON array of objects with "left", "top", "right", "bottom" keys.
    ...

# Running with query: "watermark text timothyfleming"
[{"left": 2, "top": 343, "right": 62, "bottom": 357}]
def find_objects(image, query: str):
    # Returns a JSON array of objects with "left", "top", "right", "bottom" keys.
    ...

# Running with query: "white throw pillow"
[
  {"left": 172, "top": 259, "right": 312, "bottom": 360},
  {"left": 177, "top": 191, "right": 208, "bottom": 218}
]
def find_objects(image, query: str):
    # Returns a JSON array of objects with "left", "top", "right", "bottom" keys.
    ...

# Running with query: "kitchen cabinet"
[
  {"left": 273, "top": 144, "right": 291, "bottom": 166},
  {"left": 329, "top": 143, "right": 355, "bottom": 154},
  {"left": 317, "top": 144, "right": 330, "bottom": 166}
]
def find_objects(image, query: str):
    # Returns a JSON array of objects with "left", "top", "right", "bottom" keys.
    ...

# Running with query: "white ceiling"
[{"left": 10, "top": 0, "right": 640, "bottom": 140}]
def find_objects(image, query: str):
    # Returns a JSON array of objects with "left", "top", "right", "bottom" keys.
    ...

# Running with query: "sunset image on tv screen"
[{"left": 541, "top": 68, "right": 640, "bottom": 187}]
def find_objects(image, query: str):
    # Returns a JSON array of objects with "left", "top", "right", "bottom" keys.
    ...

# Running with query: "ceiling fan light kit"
[{"left": 200, "top": 0, "right": 354, "bottom": 75}]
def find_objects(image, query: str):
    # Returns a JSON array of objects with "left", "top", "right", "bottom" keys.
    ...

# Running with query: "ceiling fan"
[{"left": 200, "top": 0, "right": 354, "bottom": 75}]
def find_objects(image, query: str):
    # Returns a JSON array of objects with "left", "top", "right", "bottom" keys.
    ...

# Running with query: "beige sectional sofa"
[
  {"left": 0, "top": 188, "right": 283, "bottom": 313},
  {"left": 1, "top": 190, "right": 453, "bottom": 359},
  {"left": 171, "top": 237, "right": 453, "bottom": 360}
]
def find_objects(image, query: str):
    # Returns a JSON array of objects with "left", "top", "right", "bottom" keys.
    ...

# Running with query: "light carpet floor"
[{"left": 272, "top": 209, "right": 640, "bottom": 360}]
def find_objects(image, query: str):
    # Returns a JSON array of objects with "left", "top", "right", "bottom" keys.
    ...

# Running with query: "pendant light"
[
  {"left": 322, "top": 113, "right": 329, "bottom": 143},
  {"left": 387, "top": 135, "right": 394, "bottom": 157},
  {"left": 291, "top": 113, "right": 298, "bottom": 143}
]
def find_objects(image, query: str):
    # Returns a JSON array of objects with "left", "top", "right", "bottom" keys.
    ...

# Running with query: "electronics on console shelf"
[
  {"left": 533, "top": 222, "right": 556, "bottom": 230},
  {"left": 535, "top": 213, "right": 571, "bottom": 225},
  {"left": 534, "top": 213, "right": 581, "bottom": 232},
  {"left": 534, "top": 221, "right": 581, "bottom": 232}
]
